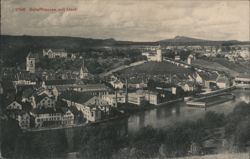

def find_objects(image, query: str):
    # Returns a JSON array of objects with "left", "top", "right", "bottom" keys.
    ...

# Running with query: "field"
[
  {"left": 193, "top": 58, "right": 249, "bottom": 76},
  {"left": 117, "top": 61, "right": 193, "bottom": 76}
]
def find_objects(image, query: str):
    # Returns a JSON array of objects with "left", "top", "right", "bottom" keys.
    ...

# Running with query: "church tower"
[
  {"left": 80, "top": 60, "right": 89, "bottom": 79},
  {"left": 156, "top": 44, "right": 163, "bottom": 62},
  {"left": 156, "top": 49, "right": 162, "bottom": 62},
  {"left": 26, "top": 52, "right": 35, "bottom": 73}
]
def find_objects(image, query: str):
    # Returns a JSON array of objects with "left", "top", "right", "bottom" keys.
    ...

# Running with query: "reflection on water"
[
  {"left": 1, "top": 90, "right": 249, "bottom": 158},
  {"left": 128, "top": 90, "right": 250, "bottom": 132},
  {"left": 1, "top": 118, "right": 129, "bottom": 158}
]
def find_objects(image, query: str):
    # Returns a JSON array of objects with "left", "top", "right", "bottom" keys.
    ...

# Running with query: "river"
[
  {"left": 128, "top": 89, "right": 250, "bottom": 132},
  {"left": 1, "top": 89, "right": 249, "bottom": 158}
]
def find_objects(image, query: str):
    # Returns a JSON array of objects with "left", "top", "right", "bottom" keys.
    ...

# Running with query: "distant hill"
[
  {"left": 0, "top": 35, "right": 157, "bottom": 51},
  {"left": 0, "top": 35, "right": 156, "bottom": 66},
  {"left": 0, "top": 35, "right": 248, "bottom": 66},
  {"left": 158, "top": 36, "right": 249, "bottom": 46}
]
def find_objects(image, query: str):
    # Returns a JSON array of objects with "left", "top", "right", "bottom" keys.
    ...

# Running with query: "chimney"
[
  {"left": 115, "top": 89, "right": 118, "bottom": 107},
  {"left": 125, "top": 79, "right": 128, "bottom": 103}
]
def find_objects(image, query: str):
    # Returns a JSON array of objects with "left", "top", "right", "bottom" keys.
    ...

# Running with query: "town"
[
  {"left": 0, "top": 41, "right": 249, "bottom": 131},
  {"left": 1, "top": 0, "right": 250, "bottom": 158}
]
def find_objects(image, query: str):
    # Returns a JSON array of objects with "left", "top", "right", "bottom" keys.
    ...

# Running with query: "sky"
[{"left": 1, "top": 0, "right": 250, "bottom": 42}]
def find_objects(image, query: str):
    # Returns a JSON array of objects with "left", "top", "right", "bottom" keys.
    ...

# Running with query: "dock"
[{"left": 186, "top": 89, "right": 236, "bottom": 108}]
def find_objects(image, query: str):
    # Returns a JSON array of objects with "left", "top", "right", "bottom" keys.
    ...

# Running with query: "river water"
[
  {"left": 128, "top": 89, "right": 250, "bottom": 132},
  {"left": 1, "top": 90, "right": 249, "bottom": 158}
]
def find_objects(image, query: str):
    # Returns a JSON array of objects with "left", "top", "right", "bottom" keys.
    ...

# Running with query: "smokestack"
[
  {"left": 115, "top": 89, "right": 118, "bottom": 107},
  {"left": 125, "top": 79, "right": 128, "bottom": 103}
]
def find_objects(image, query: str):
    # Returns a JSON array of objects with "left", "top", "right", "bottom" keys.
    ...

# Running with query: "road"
[{"left": 99, "top": 60, "right": 146, "bottom": 77}]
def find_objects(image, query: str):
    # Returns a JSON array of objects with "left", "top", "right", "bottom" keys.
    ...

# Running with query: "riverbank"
[
  {"left": 22, "top": 98, "right": 182, "bottom": 132},
  {"left": 172, "top": 153, "right": 250, "bottom": 159},
  {"left": 118, "top": 98, "right": 183, "bottom": 115},
  {"left": 187, "top": 93, "right": 235, "bottom": 108},
  {"left": 23, "top": 114, "right": 129, "bottom": 132}
]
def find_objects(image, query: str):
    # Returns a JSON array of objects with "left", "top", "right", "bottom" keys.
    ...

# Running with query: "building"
[
  {"left": 79, "top": 60, "right": 90, "bottom": 79},
  {"left": 26, "top": 52, "right": 36, "bottom": 73},
  {"left": 187, "top": 54, "right": 194, "bottom": 65},
  {"left": 180, "top": 81, "right": 195, "bottom": 92},
  {"left": 174, "top": 55, "right": 181, "bottom": 61},
  {"left": 239, "top": 49, "right": 250, "bottom": 60},
  {"left": 21, "top": 88, "right": 34, "bottom": 103},
  {"left": 216, "top": 75, "right": 230, "bottom": 89},
  {"left": 72, "top": 84, "right": 110, "bottom": 96},
  {"left": 83, "top": 106, "right": 102, "bottom": 122},
  {"left": 32, "top": 94, "right": 56, "bottom": 108},
  {"left": 32, "top": 107, "right": 74, "bottom": 128},
  {"left": 6, "top": 107, "right": 30, "bottom": 129},
  {"left": 156, "top": 49, "right": 163, "bottom": 62},
  {"left": 102, "top": 93, "right": 126, "bottom": 107},
  {"left": 43, "top": 79, "right": 76, "bottom": 89},
  {"left": 61, "top": 109, "right": 75, "bottom": 125},
  {"left": 12, "top": 71, "right": 37, "bottom": 87},
  {"left": 110, "top": 79, "right": 124, "bottom": 89},
  {"left": 10, "top": 111, "right": 30, "bottom": 129},
  {"left": 6, "top": 101, "right": 22, "bottom": 110},
  {"left": 61, "top": 93, "right": 110, "bottom": 122},
  {"left": 17, "top": 111, "right": 30, "bottom": 129},
  {"left": 234, "top": 75, "right": 250, "bottom": 89},
  {"left": 128, "top": 93, "right": 145, "bottom": 105},
  {"left": 195, "top": 72, "right": 218, "bottom": 89},
  {"left": 144, "top": 91, "right": 159, "bottom": 105},
  {"left": 43, "top": 49, "right": 68, "bottom": 58},
  {"left": 143, "top": 48, "right": 163, "bottom": 62},
  {"left": 0, "top": 83, "right": 3, "bottom": 94}
]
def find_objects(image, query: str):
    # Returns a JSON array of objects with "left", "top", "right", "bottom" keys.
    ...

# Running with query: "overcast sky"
[{"left": 1, "top": 0, "right": 249, "bottom": 41}]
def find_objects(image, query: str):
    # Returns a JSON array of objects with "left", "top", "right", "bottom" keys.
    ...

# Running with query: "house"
[
  {"left": 6, "top": 109, "right": 30, "bottom": 129},
  {"left": 127, "top": 78, "right": 148, "bottom": 89},
  {"left": 32, "top": 107, "right": 74, "bottom": 128},
  {"left": 194, "top": 72, "right": 204, "bottom": 84},
  {"left": 127, "top": 93, "right": 145, "bottom": 105},
  {"left": 6, "top": 101, "right": 22, "bottom": 110},
  {"left": 0, "top": 83, "right": 3, "bottom": 94},
  {"left": 180, "top": 81, "right": 195, "bottom": 92},
  {"left": 21, "top": 87, "right": 34, "bottom": 102},
  {"left": 174, "top": 55, "right": 181, "bottom": 61},
  {"left": 110, "top": 79, "right": 124, "bottom": 89},
  {"left": 143, "top": 48, "right": 163, "bottom": 62},
  {"left": 71, "top": 84, "right": 110, "bottom": 96},
  {"left": 83, "top": 106, "right": 102, "bottom": 122},
  {"left": 102, "top": 93, "right": 126, "bottom": 107},
  {"left": 13, "top": 71, "right": 37, "bottom": 86},
  {"left": 43, "top": 79, "right": 76, "bottom": 89},
  {"left": 84, "top": 96, "right": 111, "bottom": 115},
  {"left": 17, "top": 111, "right": 30, "bottom": 129},
  {"left": 144, "top": 91, "right": 159, "bottom": 105},
  {"left": 61, "top": 109, "right": 75, "bottom": 125},
  {"left": 216, "top": 75, "right": 230, "bottom": 89},
  {"left": 43, "top": 49, "right": 68, "bottom": 58},
  {"left": 195, "top": 72, "right": 218, "bottom": 89},
  {"left": 234, "top": 74, "right": 250, "bottom": 89},
  {"left": 60, "top": 92, "right": 109, "bottom": 122},
  {"left": 33, "top": 94, "right": 56, "bottom": 108}
]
